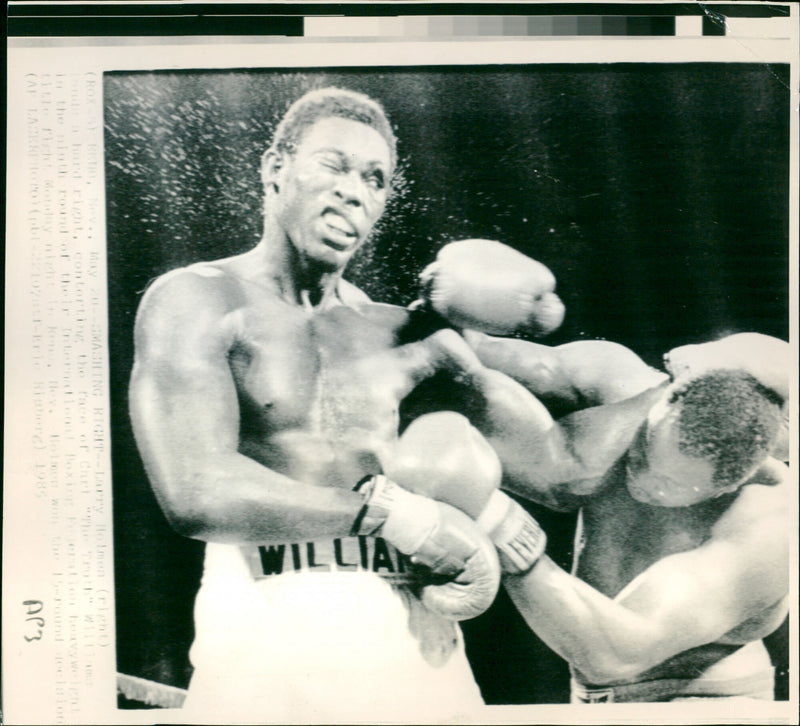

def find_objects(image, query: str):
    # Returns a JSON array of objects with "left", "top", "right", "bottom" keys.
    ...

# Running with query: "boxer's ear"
[{"left": 261, "top": 149, "right": 285, "bottom": 194}]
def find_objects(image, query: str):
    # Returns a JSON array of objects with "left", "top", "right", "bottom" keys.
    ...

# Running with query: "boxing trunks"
[
  {"left": 571, "top": 668, "right": 775, "bottom": 703},
  {"left": 183, "top": 538, "right": 484, "bottom": 722}
]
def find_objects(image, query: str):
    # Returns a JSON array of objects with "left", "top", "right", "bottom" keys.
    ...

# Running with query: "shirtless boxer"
[
  {"left": 127, "top": 88, "right": 551, "bottom": 721},
  {"left": 392, "top": 326, "right": 791, "bottom": 704}
]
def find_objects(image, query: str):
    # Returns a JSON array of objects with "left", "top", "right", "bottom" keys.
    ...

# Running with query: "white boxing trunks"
[{"left": 183, "top": 537, "right": 485, "bottom": 723}]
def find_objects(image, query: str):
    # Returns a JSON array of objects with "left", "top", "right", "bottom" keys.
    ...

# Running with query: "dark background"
[{"left": 105, "top": 65, "right": 790, "bottom": 704}]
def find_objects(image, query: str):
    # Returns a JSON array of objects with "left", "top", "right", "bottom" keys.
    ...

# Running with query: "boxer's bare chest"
[
  {"left": 575, "top": 465, "right": 725, "bottom": 597},
  {"left": 225, "top": 294, "right": 418, "bottom": 439}
]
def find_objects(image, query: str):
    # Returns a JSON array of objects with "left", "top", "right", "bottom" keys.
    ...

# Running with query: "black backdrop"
[{"left": 105, "top": 64, "right": 790, "bottom": 704}]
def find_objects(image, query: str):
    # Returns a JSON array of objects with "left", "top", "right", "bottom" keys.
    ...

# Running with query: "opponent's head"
[
  {"left": 626, "top": 370, "right": 783, "bottom": 507},
  {"left": 261, "top": 88, "right": 397, "bottom": 271}
]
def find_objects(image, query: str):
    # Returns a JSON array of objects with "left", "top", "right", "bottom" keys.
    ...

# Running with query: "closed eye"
[
  {"left": 315, "top": 150, "right": 348, "bottom": 173},
  {"left": 321, "top": 159, "right": 346, "bottom": 174}
]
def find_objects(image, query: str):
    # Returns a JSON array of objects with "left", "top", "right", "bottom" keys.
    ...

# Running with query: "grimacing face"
[
  {"left": 265, "top": 116, "right": 392, "bottom": 272},
  {"left": 625, "top": 383, "right": 738, "bottom": 507}
]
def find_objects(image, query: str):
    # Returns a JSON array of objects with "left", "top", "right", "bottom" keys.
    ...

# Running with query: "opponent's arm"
[
  {"left": 129, "top": 269, "right": 369, "bottom": 544},
  {"left": 466, "top": 332, "right": 667, "bottom": 409},
  {"left": 428, "top": 331, "right": 667, "bottom": 509},
  {"left": 503, "top": 459, "right": 790, "bottom": 683}
]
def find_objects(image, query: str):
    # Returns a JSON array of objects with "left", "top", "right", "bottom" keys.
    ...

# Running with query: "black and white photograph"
[
  {"left": 107, "top": 61, "right": 792, "bottom": 718},
  {"left": 5, "top": 3, "right": 798, "bottom": 725}
]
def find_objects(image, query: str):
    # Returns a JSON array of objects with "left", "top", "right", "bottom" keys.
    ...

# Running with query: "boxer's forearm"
[
  {"left": 464, "top": 368, "right": 590, "bottom": 510},
  {"left": 145, "top": 450, "right": 365, "bottom": 544},
  {"left": 503, "top": 557, "right": 669, "bottom": 684}
]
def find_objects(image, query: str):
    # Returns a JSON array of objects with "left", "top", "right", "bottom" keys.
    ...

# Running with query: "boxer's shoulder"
[
  {"left": 134, "top": 262, "right": 247, "bottom": 348},
  {"left": 146, "top": 262, "right": 241, "bottom": 308},
  {"left": 703, "top": 459, "right": 790, "bottom": 569},
  {"left": 347, "top": 298, "right": 448, "bottom": 343}
]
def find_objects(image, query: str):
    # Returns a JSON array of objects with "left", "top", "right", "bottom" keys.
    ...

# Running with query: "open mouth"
[{"left": 321, "top": 210, "right": 357, "bottom": 248}]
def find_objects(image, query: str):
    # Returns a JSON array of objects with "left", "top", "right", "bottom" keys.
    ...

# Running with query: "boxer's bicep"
[
  {"left": 614, "top": 513, "right": 788, "bottom": 665},
  {"left": 130, "top": 272, "right": 240, "bottom": 521},
  {"left": 556, "top": 340, "right": 667, "bottom": 405},
  {"left": 465, "top": 332, "right": 580, "bottom": 405}
]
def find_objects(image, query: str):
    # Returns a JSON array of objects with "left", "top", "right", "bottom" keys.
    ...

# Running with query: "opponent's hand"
[
  {"left": 352, "top": 475, "right": 500, "bottom": 620},
  {"left": 388, "top": 412, "right": 547, "bottom": 575},
  {"left": 417, "top": 239, "right": 565, "bottom": 337}
]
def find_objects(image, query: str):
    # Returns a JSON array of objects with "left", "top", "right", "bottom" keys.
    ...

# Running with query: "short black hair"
[
  {"left": 270, "top": 87, "right": 397, "bottom": 172},
  {"left": 671, "top": 370, "right": 783, "bottom": 486}
]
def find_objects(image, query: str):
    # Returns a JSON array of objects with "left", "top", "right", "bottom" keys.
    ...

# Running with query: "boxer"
[
  {"left": 130, "top": 87, "right": 510, "bottom": 722},
  {"left": 396, "top": 315, "right": 790, "bottom": 704}
]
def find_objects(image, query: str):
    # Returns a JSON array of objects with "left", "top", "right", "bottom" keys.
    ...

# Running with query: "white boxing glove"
[
  {"left": 664, "top": 333, "right": 790, "bottom": 461},
  {"left": 418, "top": 239, "right": 565, "bottom": 337},
  {"left": 663, "top": 333, "right": 789, "bottom": 402},
  {"left": 388, "top": 412, "right": 547, "bottom": 576},
  {"left": 352, "top": 475, "right": 501, "bottom": 620}
]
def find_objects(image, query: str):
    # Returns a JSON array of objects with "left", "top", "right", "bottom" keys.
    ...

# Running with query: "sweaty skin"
[
  {"left": 459, "top": 332, "right": 789, "bottom": 689},
  {"left": 130, "top": 258, "right": 471, "bottom": 544},
  {"left": 130, "top": 113, "right": 479, "bottom": 547},
  {"left": 130, "top": 100, "right": 500, "bottom": 719}
]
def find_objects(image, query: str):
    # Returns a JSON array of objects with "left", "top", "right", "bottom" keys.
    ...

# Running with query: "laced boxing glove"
[
  {"left": 417, "top": 239, "right": 565, "bottom": 338},
  {"left": 386, "top": 412, "right": 547, "bottom": 575},
  {"left": 351, "top": 475, "right": 500, "bottom": 620}
]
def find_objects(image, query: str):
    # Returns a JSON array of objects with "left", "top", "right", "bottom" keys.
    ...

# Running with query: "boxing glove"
[
  {"left": 351, "top": 474, "right": 500, "bottom": 620},
  {"left": 418, "top": 239, "right": 565, "bottom": 337},
  {"left": 664, "top": 333, "right": 789, "bottom": 401},
  {"left": 664, "top": 334, "right": 790, "bottom": 461},
  {"left": 387, "top": 412, "right": 547, "bottom": 575}
]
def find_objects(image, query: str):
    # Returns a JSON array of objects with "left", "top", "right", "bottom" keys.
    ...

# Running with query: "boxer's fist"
[
  {"left": 389, "top": 412, "right": 547, "bottom": 575},
  {"left": 418, "top": 239, "right": 565, "bottom": 337},
  {"left": 386, "top": 412, "right": 501, "bottom": 519},
  {"left": 413, "top": 503, "right": 502, "bottom": 621},
  {"left": 352, "top": 475, "right": 500, "bottom": 620}
]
